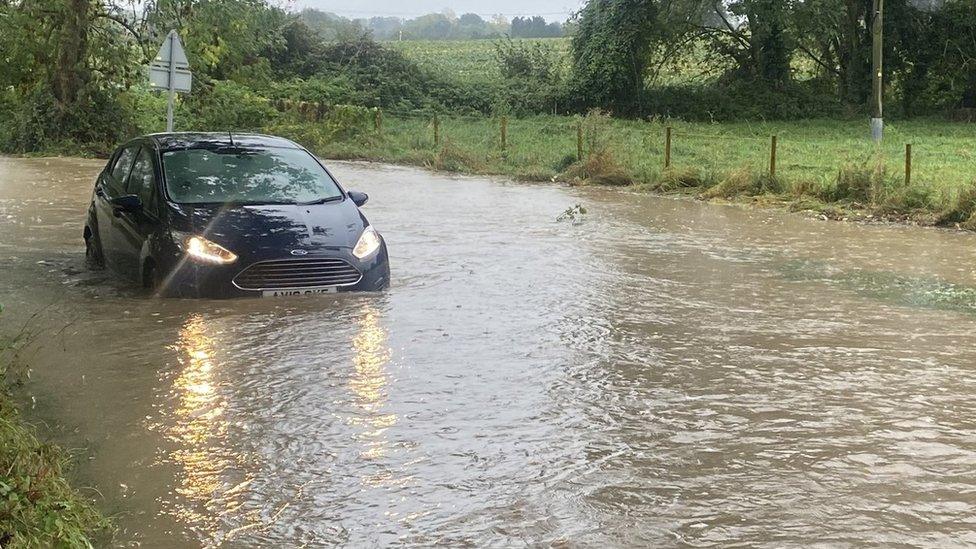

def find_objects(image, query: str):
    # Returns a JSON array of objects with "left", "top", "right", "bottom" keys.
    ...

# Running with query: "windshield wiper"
[{"left": 299, "top": 195, "right": 344, "bottom": 205}]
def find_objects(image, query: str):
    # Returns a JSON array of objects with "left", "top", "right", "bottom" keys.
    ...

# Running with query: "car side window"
[
  {"left": 110, "top": 146, "right": 138, "bottom": 190},
  {"left": 126, "top": 147, "right": 158, "bottom": 216}
]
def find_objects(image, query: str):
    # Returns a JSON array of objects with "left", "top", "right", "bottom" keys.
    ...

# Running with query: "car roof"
[{"left": 144, "top": 132, "right": 302, "bottom": 151}]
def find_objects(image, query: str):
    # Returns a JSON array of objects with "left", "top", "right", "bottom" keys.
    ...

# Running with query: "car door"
[
  {"left": 114, "top": 145, "right": 162, "bottom": 281},
  {"left": 94, "top": 144, "right": 138, "bottom": 269}
]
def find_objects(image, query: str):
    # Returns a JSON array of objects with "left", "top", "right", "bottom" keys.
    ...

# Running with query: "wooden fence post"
[
  {"left": 374, "top": 109, "right": 382, "bottom": 134},
  {"left": 905, "top": 143, "right": 912, "bottom": 186},
  {"left": 433, "top": 114, "right": 440, "bottom": 146},
  {"left": 576, "top": 122, "right": 583, "bottom": 161},
  {"left": 500, "top": 116, "right": 508, "bottom": 150},
  {"left": 770, "top": 135, "right": 778, "bottom": 178},
  {"left": 664, "top": 126, "right": 672, "bottom": 169}
]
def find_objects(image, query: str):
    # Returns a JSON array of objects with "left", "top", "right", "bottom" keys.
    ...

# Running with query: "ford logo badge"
[{"left": 290, "top": 249, "right": 309, "bottom": 256}]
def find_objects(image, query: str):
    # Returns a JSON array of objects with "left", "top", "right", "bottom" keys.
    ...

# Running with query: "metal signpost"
[
  {"left": 870, "top": 0, "right": 884, "bottom": 143},
  {"left": 149, "top": 30, "right": 191, "bottom": 132}
]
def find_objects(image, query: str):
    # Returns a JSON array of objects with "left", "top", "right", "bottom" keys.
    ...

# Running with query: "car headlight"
[
  {"left": 185, "top": 235, "right": 238, "bottom": 264},
  {"left": 353, "top": 226, "right": 382, "bottom": 259}
]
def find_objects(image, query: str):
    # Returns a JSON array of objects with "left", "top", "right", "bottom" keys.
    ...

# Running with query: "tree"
[
  {"left": 401, "top": 13, "right": 454, "bottom": 39},
  {"left": 685, "top": 0, "right": 795, "bottom": 88},
  {"left": 570, "top": 0, "right": 665, "bottom": 113},
  {"left": 267, "top": 19, "right": 324, "bottom": 78},
  {"left": 893, "top": 0, "right": 976, "bottom": 114},
  {"left": 53, "top": 0, "right": 92, "bottom": 106},
  {"left": 299, "top": 8, "right": 363, "bottom": 42}
]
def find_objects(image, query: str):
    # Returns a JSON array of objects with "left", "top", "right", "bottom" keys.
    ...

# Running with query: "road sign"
[
  {"left": 149, "top": 66, "right": 191, "bottom": 93},
  {"left": 149, "top": 30, "right": 191, "bottom": 132}
]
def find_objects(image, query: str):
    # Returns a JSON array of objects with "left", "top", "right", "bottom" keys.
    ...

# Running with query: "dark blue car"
[{"left": 84, "top": 133, "right": 390, "bottom": 298}]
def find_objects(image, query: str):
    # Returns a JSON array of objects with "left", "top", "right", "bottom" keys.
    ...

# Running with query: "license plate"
[{"left": 262, "top": 286, "right": 338, "bottom": 297}]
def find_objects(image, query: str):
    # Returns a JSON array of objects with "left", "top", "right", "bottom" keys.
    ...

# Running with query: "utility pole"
[{"left": 871, "top": 0, "right": 884, "bottom": 143}]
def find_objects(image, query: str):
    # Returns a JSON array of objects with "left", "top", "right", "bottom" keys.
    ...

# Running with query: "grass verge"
[
  {"left": 10, "top": 107, "right": 975, "bottom": 230},
  {"left": 269, "top": 111, "right": 976, "bottom": 229},
  {"left": 1, "top": 308, "right": 109, "bottom": 548}
]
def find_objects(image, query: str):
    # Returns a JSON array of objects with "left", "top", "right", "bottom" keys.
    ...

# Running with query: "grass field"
[
  {"left": 273, "top": 111, "right": 976, "bottom": 226},
  {"left": 388, "top": 37, "right": 808, "bottom": 88},
  {"left": 388, "top": 38, "right": 572, "bottom": 83}
]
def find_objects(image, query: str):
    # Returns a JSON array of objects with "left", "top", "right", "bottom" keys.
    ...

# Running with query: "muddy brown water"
[{"left": 4, "top": 156, "right": 976, "bottom": 547}]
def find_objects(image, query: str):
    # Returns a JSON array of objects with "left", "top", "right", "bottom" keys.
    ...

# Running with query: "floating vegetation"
[{"left": 556, "top": 204, "right": 588, "bottom": 224}]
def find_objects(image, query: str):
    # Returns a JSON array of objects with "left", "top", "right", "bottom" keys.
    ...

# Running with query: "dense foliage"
[
  {"left": 570, "top": 0, "right": 976, "bottom": 117},
  {"left": 569, "top": 0, "right": 661, "bottom": 113},
  {"left": 1, "top": 0, "right": 975, "bottom": 154}
]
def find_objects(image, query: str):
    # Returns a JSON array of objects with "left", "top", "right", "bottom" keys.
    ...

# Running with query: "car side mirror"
[
  {"left": 348, "top": 191, "right": 368, "bottom": 207},
  {"left": 110, "top": 194, "right": 143, "bottom": 214}
]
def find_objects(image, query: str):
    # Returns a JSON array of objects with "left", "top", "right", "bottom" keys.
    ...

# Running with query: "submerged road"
[{"left": 3, "top": 156, "right": 976, "bottom": 546}]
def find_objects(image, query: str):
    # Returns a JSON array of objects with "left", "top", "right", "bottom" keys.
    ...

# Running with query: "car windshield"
[{"left": 161, "top": 147, "right": 344, "bottom": 205}]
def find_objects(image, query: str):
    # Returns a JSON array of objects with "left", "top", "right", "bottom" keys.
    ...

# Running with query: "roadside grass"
[
  {"left": 273, "top": 113, "right": 976, "bottom": 227},
  {"left": 0, "top": 308, "right": 109, "bottom": 548},
  {"left": 14, "top": 98, "right": 973, "bottom": 228}
]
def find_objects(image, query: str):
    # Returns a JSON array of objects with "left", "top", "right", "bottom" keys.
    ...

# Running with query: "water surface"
[{"left": 3, "top": 156, "right": 976, "bottom": 547}]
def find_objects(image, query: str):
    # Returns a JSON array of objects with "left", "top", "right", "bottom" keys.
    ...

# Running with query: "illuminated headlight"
[
  {"left": 185, "top": 235, "right": 238, "bottom": 264},
  {"left": 353, "top": 226, "right": 382, "bottom": 259}
]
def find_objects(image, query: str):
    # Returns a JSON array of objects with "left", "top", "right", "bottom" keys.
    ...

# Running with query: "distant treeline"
[{"left": 300, "top": 9, "right": 567, "bottom": 41}]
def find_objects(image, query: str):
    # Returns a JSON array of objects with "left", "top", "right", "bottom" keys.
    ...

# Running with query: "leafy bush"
[
  {"left": 425, "top": 79, "right": 497, "bottom": 115},
  {"left": 317, "top": 36, "right": 437, "bottom": 111},
  {"left": 324, "top": 105, "right": 373, "bottom": 140},
  {"left": 268, "top": 76, "right": 359, "bottom": 105},
  {"left": 188, "top": 81, "right": 279, "bottom": 131},
  {"left": 0, "top": 89, "right": 16, "bottom": 145},
  {"left": 491, "top": 79, "right": 565, "bottom": 116},
  {"left": 642, "top": 79, "right": 842, "bottom": 122},
  {"left": 494, "top": 38, "right": 561, "bottom": 83},
  {"left": 269, "top": 105, "right": 373, "bottom": 151},
  {"left": 118, "top": 86, "right": 169, "bottom": 135},
  {"left": 0, "top": 85, "right": 132, "bottom": 155}
]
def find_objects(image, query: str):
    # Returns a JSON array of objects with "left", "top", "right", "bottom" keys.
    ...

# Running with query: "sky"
[{"left": 284, "top": 0, "right": 585, "bottom": 22}]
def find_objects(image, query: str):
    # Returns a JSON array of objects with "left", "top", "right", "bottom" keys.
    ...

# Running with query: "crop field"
[
  {"left": 388, "top": 38, "right": 808, "bottom": 87},
  {"left": 387, "top": 38, "right": 572, "bottom": 83}
]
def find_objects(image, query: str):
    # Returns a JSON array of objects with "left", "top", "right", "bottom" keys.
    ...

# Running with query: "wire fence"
[{"left": 270, "top": 99, "right": 959, "bottom": 188}]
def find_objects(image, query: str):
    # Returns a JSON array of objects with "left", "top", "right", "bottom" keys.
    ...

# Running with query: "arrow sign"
[{"left": 148, "top": 30, "right": 191, "bottom": 132}]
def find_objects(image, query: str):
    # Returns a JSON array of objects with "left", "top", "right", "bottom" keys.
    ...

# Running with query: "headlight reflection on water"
[
  {"left": 349, "top": 306, "right": 396, "bottom": 465},
  {"left": 166, "top": 313, "right": 252, "bottom": 546},
  {"left": 159, "top": 305, "right": 398, "bottom": 544}
]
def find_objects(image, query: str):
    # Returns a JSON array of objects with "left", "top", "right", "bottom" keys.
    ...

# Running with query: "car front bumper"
[{"left": 157, "top": 244, "right": 390, "bottom": 298}]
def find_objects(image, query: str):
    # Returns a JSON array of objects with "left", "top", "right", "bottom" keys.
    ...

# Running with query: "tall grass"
[{"left": 0, "top": 308, "right": 109, "bottom": 547}]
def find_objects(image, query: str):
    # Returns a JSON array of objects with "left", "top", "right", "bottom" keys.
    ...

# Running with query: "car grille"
[{"left": 232, "top": 257, "right": 362, "bottom": 290}]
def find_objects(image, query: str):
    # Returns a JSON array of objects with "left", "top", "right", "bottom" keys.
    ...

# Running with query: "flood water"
[{"left": 4, "top": 156, "right": 976, "bottom": 547}]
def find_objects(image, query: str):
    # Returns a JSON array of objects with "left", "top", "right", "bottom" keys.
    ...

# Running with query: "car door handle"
[{"left": 95, "top": 186, "right": 105, "bottom": 197}]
